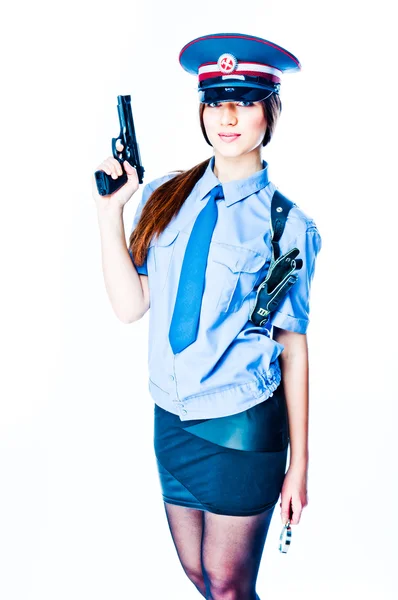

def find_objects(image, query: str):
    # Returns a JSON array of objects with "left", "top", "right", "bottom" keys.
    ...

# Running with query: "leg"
[
  {"left": 201, "top": 504, "right": 276, "bottom": 600},
  {"left": 163, "top": 501, "right": 207, "bottom": 597}
]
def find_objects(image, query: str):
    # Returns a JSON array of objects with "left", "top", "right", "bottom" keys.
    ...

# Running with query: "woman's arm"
[
  {"left": 273, "top": 325, "right": 310, "bottom": 523},
  {"left": 96, "top": 205, "right": 150, "bottom": 323},
  {"left": 273, "top": 325, "right": 309, "bottom": 470}
]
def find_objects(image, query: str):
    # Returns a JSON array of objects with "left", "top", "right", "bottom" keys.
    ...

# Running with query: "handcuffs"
[{"left": 279, "top": 519, "right": 292, "bottom": 553}]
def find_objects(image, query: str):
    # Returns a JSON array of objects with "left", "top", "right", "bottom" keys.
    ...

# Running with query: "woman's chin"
[{"left": 213, "top": 145, "right": 247, "bottom": 159}]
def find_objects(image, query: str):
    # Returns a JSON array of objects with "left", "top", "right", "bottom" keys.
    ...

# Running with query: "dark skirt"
[{"left": 153, "top": 380, "right": 289, "bottom": 516}]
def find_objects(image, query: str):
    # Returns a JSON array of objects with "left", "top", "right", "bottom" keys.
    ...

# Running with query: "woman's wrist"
[
  {"left": 96, "top": 204, "right": 126, "bottom": 232},
  {"left": 96, "top": 202, "right": 124, "bottom": 220},
  {"left": 288, "top": 454, "right": 308, "bottom": 471}
]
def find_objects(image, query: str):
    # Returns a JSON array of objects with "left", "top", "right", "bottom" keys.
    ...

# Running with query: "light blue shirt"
[{"left": 129, "top": 156, "right": 322, "bottom": 421}]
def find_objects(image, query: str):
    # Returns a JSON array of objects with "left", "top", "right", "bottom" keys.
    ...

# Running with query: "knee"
[
  {"left": 183, "top": 566, "right": 206, "bottom": 595},
  {"left": 205, "top": 571, "right": 252, "bottom": 600}
]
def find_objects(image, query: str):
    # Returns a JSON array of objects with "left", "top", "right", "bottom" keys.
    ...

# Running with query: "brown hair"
[{"left": 129, "top": 93, "right": 282, "bottom": 269}]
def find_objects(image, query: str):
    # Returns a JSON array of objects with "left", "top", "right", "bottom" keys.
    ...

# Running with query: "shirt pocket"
[
  {"left": 152, "top": 227, "right": 180, "bottom": 291},
  {"left": 211, "top": 244, "right": 268, "bottom": 313}
]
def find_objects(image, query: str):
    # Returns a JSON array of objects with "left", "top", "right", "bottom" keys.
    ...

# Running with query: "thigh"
[
  {"left": 202, "top": 504, "right": 275, "bottom": 585},
  {"left": 163, "top": 502, "right": 205, "bottom": 579}
]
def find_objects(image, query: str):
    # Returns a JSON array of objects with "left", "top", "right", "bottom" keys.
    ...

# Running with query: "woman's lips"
[{"left": 218, "top": 134, "right": 241, "bottom": 143}]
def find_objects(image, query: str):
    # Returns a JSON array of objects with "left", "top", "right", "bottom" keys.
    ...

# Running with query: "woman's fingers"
[
  {"left": 97, "top": 156, "right": 123, "bottom": 178},
  {"left": 93, "top": 153, "right": 139, "bottom": 208}
]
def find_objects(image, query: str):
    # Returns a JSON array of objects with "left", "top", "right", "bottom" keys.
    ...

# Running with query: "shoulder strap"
[
  {"left": 270, "top": 189, "right": 295, "bottom": 260},
  {"left": 249, "top": 189, "right": 303, "bottom": 327}
]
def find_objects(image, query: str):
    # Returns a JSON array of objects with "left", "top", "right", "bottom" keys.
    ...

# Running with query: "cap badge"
[{"left": 217, "top": 53, "right": 238, "bottom": 74}]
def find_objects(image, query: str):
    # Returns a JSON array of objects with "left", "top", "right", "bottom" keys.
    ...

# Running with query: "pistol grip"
[{"left": 94, "top": 169, "right": 128, "bottom": 196}]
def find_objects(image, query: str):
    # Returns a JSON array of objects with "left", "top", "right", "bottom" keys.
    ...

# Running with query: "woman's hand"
[
  {"left": 92, "top": 141, "right": 139, "bottom": 211},
  {"left": 279, "top": 462, "right": 308, "bottom": 525}
]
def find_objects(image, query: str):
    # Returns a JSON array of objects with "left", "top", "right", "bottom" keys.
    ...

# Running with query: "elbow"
[
  {"left": 119, "top": 301, "right": 150, "bottom": 324},
  {"left": 118, "top": 313, "right": 140, "bottom": 324},
  {"left": 114, "top": 309, "right": 134, "bottom": 324},
  {"left": 118, "top": 312, "right": 141, "bottom": 324},
  {"left": 119, "top": 314, "right": 136, "bottom": 324}
]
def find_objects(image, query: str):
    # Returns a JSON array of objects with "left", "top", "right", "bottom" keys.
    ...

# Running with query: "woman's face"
[{"left": 202, "top": 100, "right": 267, "bottom": 158}]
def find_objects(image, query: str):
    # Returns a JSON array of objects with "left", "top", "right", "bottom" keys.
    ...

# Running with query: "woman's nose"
[{"left": 220, "top": 104, "right": 238, "bottom": 125}]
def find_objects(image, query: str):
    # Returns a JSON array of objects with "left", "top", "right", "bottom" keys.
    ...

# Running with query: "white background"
[{"left": 1, "top": 1, "right": 397, "bottom": 598}]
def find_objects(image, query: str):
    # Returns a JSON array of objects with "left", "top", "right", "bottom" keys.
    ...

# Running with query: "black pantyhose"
[{"left": 163, "top": 501, "right": 276, "bottom": 600}]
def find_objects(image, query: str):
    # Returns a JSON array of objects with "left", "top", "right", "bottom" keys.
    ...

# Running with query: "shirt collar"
[{"left": 195, "top": 156, "right": 270, "bottom": 207}]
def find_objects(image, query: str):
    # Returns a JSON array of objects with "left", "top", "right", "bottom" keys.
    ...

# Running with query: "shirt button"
[
  {"left": 169, "top": 374, "right": 175, "bottom": 381},
  {"left": 181, "top": 409, "right": 187, "bottom": 415}
]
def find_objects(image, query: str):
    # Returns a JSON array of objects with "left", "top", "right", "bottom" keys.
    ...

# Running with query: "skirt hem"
[{"left": 162, "top": 495, "right": 279, "bottom": 517}]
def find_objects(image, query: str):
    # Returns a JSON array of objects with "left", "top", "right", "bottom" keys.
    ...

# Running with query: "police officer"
[{"left": 92, "top": 32, "right": 322, "bottom": 600}]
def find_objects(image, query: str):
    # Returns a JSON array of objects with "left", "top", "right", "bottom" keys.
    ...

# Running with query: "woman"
[{"left": 92, "top": 32, "right": 322, "bottom": 600}]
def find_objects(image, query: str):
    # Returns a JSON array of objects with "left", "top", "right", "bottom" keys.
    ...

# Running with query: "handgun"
[
  {"left": 94, "top": 94, "right": 145, "bottom": 196},
  {"left": 249, "top": 248, "right": 302, "bottom": 327}
]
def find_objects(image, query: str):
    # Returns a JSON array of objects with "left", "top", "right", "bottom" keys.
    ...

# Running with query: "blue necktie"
[{"left": 169, "top": 184, "right": 224, "bottom": 354}]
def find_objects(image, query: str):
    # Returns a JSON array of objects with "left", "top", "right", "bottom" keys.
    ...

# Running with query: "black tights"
[{"left": 163, "top": 501, "right": 275, "bottom": 599}]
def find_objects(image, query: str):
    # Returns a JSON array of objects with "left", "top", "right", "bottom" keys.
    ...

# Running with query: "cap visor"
[{"left": 199, "top": 86, "right": 275, "bottom": 103}]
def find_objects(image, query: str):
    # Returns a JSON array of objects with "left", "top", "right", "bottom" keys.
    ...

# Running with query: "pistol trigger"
[{"left": 111, "top": 137, "right": 124, "bottom": 159}]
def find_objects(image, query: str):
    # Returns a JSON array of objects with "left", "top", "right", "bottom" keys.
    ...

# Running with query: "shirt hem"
[{"left": 149, "top": 363, "right": 282, "bottom": 421}]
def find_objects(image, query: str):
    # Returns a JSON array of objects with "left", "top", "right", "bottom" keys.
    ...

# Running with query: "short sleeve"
[
  {"left": 128, "top": 182, "right": 154, "bottom": 276},
  {"left": 128, "top": 172, "right": 180, "bottom": 275},
  {"left": 268, "top": 225, "right": 322, "bottom": 334}
]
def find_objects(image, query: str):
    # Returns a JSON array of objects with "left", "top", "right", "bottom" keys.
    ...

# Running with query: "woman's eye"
[{"left": 207, "top": 101, "right": 254, "bottom": 108}]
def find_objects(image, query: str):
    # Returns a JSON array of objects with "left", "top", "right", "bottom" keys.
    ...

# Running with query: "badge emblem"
[{"left": 217, "top": 53, "right": 238, "bottom": 74}]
